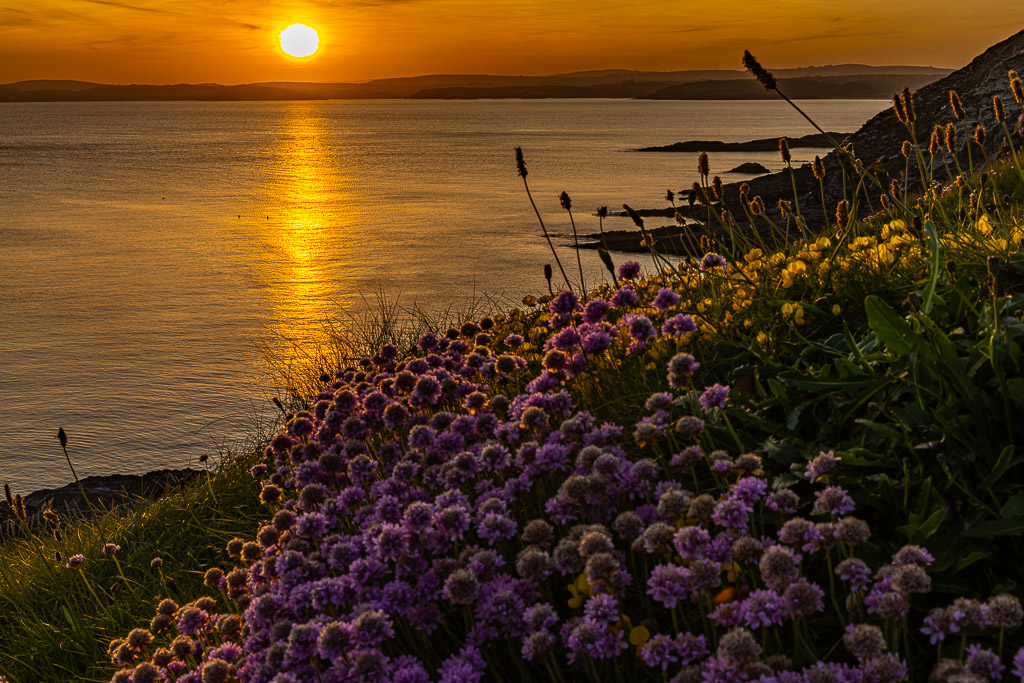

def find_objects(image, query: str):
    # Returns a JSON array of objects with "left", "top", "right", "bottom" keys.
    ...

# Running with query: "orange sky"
[{"left": 3, "top": 0, "right": 1024, "bottom": 84}]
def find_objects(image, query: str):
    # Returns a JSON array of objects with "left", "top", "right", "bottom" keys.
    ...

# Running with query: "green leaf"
[
  {"left": 1001, "top": 494, "right": 1024, "bottom": 519},
  {"left": 962, "top": 516, "right": 1024, "bottom": 538},
  {"left": 920, "top": 220, "right": 941, "bottom": 314},
  {"left": 897, "top": 506, "right": 947, "bottom": 543},
  {"left": 979, "top": 445, "right": 1015, "bottom": 490},
  {"left": 954, "top": 551, "right": 991, "bottom": 572},
  {"left": 853, "top": 419, "right": 903, "bottom": 442},
  {"left": 864, "top": 295, "right": 915, "bottom": 357}
]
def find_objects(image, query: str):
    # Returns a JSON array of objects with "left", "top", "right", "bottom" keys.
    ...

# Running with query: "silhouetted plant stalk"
[
  {"left": 559, "top": 191, "right": 586, "bottom": 296},
  {"left": 743, "top": 50, "right": 915, "bottom": 218},
  {"left": 596, "top": 205, "right": 609, "bottom": 250},
  {"left": 57, "top": 428, "right": 90, "bottom": 510},
  {"left": 515, "top": 147, "right": 573, "bottom": 294},
  {"left": 622, "top": 203, "right": 673, "bottom": 276}
]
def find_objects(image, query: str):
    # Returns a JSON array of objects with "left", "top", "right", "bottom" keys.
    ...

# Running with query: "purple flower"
[
  {"left": 812, "top": 486, "right": 856, "bottom": 516},
  {"left": 549, "top": 291, "right": 580, "bottom": 316},
  {"left": 805, "top": 450, "right": 840, "bottom": 481},
  {"left": 610, "top": 284, "right": 639, "bottom": 308},
  {"left": 617, "top": 261, "right": 641, "bottom": 280},
  {"left": 647, "top": 564, "right": 692, "bottom": 608},
  {"left": 667, "top": 353, "right": 700, "bottom": 389},
  {"left": 698, "top": 384, "right": 729, "bottom": 412},
  {"left": 892, "top": 545, "right": 934, "bottom": 566},
  {"left": 651, "top": 287, "right": 680, "bottom": 311},
  {"left": 65, "top": 554, "right": 84, "bottom": 569},
  {"left": 504, "top": 333, "right": 524, "bottom": 347},
  {"left": 966, "top": 645, "right": 1005, "bottom": 680},
  {"left": 836, "top": 558, "right": 872, "bottom": 592},
  {"left": 621, "top": 313, "right": 656, "bottom": 341},
  {"left": 1013, "top": 647, "right": 1024, "bottom": 679},
  {"left": 102, "top": 543, "right": 120, "bottom": 556},
  {"left": 438, "top": 646, "right": 486, "bottom": 683},
  {"left": 700, "top": 252, "right": 727, "bottom": 271},
  {"left": 741, "top": 589, "right": 788, "bottom": 628},
  {"left": 662, "top": 314, "right": 698, "bottom": 336},
  {"left": 712, "top": 498, "right": 751, "bottom": 530},
  {"left": 583, "top": 594, "right": 619, "bottom": 623},
  {"left": 582, "top": 298, "right": 610, "bottom": 324}
]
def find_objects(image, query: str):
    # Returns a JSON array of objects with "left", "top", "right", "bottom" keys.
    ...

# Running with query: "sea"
[{"left": 0, "top": 98, "right": 885, "bottom": 493}]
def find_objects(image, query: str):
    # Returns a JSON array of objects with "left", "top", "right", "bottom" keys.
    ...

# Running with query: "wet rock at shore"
[
  {"left": 727, "top": 162, "right": 771, "bottom": 174},
  {"left": 1, "top": 468, "right": 201, "bottom": 534}
]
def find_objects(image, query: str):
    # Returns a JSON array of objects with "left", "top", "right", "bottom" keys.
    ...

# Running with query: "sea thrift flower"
[
  {"left": 103, "top": 544, "right": 120, "bottom": 556},
  {"left": 662, "top": 313, "right": 697, "bottom": 336},
  {"left": 667, "top": 353, "right": 700, "bottom": 389},
  {"left": 66, "top": 554, "right": 84, "bottom": 569},
  {"left": 611, "top": 284, "right": 639, "bottom": 308},
  {"left": 700, "top": 253, "right": 727, "bottom": 271},
  {"left": 651, "top": 287, "right": 680, "bottom": 311},
  {"left": 617, "top": 261, "right": 641, "bottom": 280},
  {"left": 698, "top": 384, "right": 729, "bottom": 412}
]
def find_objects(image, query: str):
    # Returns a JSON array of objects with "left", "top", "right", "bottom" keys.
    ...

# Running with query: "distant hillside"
[
  {"left": 646, "top": 74, "right": 944, "bottom": 100},
  {"left": 0, "top": 65, "right": 952, "bottom": 103}
]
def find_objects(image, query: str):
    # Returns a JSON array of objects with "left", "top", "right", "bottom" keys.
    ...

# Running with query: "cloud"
[{"left": 80, "top": 0, "right": 174, "bottom": 14}]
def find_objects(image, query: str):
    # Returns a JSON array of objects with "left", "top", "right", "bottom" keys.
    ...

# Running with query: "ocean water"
[{"left": 0, "top": 98, "right": 884, "bottom": 492}]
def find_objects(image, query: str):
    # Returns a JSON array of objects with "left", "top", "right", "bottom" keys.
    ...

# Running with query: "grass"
[
  {"left": 2, "top": 63, "right": 1024, "bottom": 681},
  {"left": 0, "top": 448, "right": 265, "bottom": 682}
]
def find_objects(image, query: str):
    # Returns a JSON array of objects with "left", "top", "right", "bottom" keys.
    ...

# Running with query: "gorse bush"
[{"left": 4, "top": 56, "right": 1024, "bottom": 683}]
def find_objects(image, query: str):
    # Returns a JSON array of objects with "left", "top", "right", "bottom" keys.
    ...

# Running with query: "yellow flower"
[
  {"left": 567, "top": 572, "right": 592, "bottom": 608},
  {"left": 832, "top": 304, "right": 841, "bottom": 315},
  {"left": 629, "top": 625, "right": 651, "bottom": 648},
  {"left": 977, "top": 214, "right": 993, "bottom": 236}
]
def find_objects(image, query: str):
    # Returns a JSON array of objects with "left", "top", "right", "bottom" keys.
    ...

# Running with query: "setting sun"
[{"left": 280, "top": 24, "right": 319, "bottom": 58}]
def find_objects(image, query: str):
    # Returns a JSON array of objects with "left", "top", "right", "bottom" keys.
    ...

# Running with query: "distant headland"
[{"left": 0, "top": 64, "right": 950, "bottom": 102}]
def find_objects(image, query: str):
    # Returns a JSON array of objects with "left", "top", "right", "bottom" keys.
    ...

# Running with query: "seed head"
[
  {"left": 901, "top": 86, "right": 916, "bottom": 123},
  {"left": 890, "top": 178, "right": 900, "bottom": 196},
  {"left": 779, "top": 137, "right": 791, "bottom": 164},
  {"left": 994, "top": 95, "right": 1005, "bottom": 123},
  {"left": 1011, "top": 70, "right": 1024, "bottom": 107},
  {"left": 929, "top": 125, "right": 944, "bottom": 155},
  {"left": 665, "top": 189, "right": 675, "bottom": 203},
  {"left": 559, "top": 191, "right": 572, "bottom": 211},
  {"left": 836, "top": 200, "right": 850, "bottom": 226},
  {"left": 692, "top": 182, "right": 709, "bottom": 207},
  {"left": 712, "top": 175, "right": 723, "bottom": 200},
  {"left": 812, "top": 155, "right": 825, "bottom": 180},
  {"left": 948, "top": 90, "right": 965, "bottom": 121},
  {"left": 58, "top": 427, "right": 68, "bottom": 449},
  {"left": 596, "top": 205, "right": 608, "bottom": 218},
  {"left": 622, "top": 204, "right": 645, "bottom": 228},
  {"left": 514, "top": 147, "right": 527, "bottom": 178},
  {"left": 945, "top": 122, "right": 957, "bottom": 156},
  {"left": 975, "top": 123, "right": 986, "bottom": 146},
  {"left": 543, "top": 263, "right": 552, "bottom": 284},
  {"left": 4, "top": 484, "right": 12, "bottom": 508},
  {"left": 749, "top": 196, "right": 765, "bottom": 217},
  {"left": 697, "top": 151, "right": 710, "bottom": 178},
  {"left": 742, "top": 50, "right": 777, "bottom": 91},
  {"left": 901, "top": 141, "right": 913, "bottom": 158},
  {"left": 892, "top": 94, "right": 907, "bottom": 123},
  {"left": 14, "top": 495, "right": 26, "bottom": 521}
]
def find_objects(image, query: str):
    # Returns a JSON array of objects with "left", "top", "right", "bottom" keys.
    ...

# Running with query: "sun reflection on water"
[{"left": 255, "top": 102, "right": 364, "bottom": 381}]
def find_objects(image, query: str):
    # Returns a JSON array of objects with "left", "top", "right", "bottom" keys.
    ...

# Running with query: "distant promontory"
[{"left": 0, "top": 65, "right": 950, "bottom": 103}]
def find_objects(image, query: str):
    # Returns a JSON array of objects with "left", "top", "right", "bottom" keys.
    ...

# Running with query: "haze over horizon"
[{"left": 3, "top": 0, "right": 1024, "bottom": 85}]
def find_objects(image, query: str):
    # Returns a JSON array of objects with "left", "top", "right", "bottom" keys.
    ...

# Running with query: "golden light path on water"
[{"left": 255, "top": 102, "right": 363, "bottom": 384}]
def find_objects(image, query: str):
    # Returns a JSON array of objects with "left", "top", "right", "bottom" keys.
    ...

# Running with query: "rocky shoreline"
[{"left": 1, "top": 468, "right": 201, "bottom": 531}]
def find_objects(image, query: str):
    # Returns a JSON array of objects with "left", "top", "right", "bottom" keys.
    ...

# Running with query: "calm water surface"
[{"left": 0, "top": 99, "right": 884, "bottom": 492}]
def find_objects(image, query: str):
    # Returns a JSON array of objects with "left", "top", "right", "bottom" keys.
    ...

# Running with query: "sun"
[{"left": 280, "top": 24, "right": 319, "bottom": 58}]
